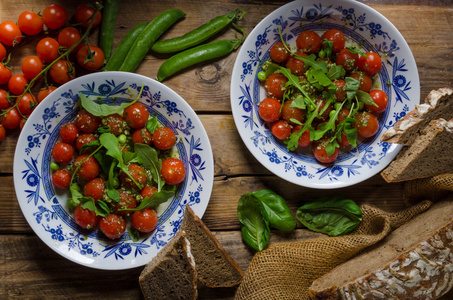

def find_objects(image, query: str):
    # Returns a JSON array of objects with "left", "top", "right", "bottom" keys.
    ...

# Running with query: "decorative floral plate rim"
[
  {"left": 13, "top": 71, "right": 214, "bottom": 270},
  {"left": 230, "top": 0, "right": 419, "bottom": 189}
]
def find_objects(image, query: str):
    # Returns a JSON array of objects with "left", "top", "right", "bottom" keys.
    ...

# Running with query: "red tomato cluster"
[
  {"left": 51, "top": 104, "right": 186, "bottom": 240},
  {"left": 259, "top": 29, "right": 388, "bottom": 164},
  {"left": 0, "top": 3, "right": 104, "bottom": 142}
]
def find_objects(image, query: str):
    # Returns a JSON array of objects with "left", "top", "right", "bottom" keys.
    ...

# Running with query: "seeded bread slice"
[
  {"left": 139, "top": 230, "right": 197, "bottom": 300},
  {"left": 381, "top": 87, "right": 453, "bottom": 145},
  {"left": 181, "top": 205, "right": 243, "bottom": 287},
  {"left": 309, "top": 198, "right": 453, "bottom": 300},
  {"left": 380, "top": 118, "right": 453, "bottom": 183}
]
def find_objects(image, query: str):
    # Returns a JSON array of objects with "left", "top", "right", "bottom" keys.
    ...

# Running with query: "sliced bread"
[
  {"left": 381, "top": 118, "right": 453, "bottom": 183},
  {"left": 381, "top": 87, "right": 453, "bottom": 145},
  {"left": 181, "top": 205, "right": 243, "bottom": 287},
  {"left": 309, "top": 197, "right": 453, "bottom": 300},
  {"left": 139, "top": 229, "right": 198, "bottom": 300}
]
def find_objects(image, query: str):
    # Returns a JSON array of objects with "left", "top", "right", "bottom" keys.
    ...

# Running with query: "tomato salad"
[
  {"left": 257, "top": 29, "right": 388, "bottom": 164},
  {"left": 50, "top": 87, "right": 186, "bottom": 240}
]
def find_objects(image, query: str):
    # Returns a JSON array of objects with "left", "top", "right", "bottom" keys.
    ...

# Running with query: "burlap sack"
[{"left": 235, "top": 174, "right": 453, "bottom": 300}]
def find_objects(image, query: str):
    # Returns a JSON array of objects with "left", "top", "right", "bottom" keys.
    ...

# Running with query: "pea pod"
[
  {"left": 157, "top": 37, "right": 244, "bottom": 82},
  {"left": 119, "top": 9, "right": 186, "bottom": 72},
  {"left": 151, "top": 9, "right": 246, "bottom": 54},
  {"left": 99, "top": 0, "right": 121, "bottom": 60},
  {"left": 104, "top": 22, "right": 148, "bottom": 71}
]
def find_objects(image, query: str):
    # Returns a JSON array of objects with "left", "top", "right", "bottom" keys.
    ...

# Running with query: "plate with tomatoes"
[
  {"left": 230, "top": 0, "right": 419, "bottom": 189},
  {"left": 13, "top": 71, "right": 214, "bottom": 270}
]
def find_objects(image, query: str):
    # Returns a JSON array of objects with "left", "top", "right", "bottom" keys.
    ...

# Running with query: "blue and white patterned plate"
[
  {"left": 13, "top": 72, "right": 214, "bottom": 270},
  {"left": 230, "top": 0, "right": 419, "bottom": 189}
]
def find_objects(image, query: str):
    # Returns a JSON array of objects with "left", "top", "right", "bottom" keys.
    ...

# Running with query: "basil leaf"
[
  {"left": 80, "top": 92, "right": 139, "bottom": 117},
  {"left": 356, "top": 90, "right": 378, "bottom": 107},
  {"left": 120, "top": 185, "right": 176, "bottom": 212},
  {"left": 128, "top": 226, "right": 140, "bottom": 242},
  {"left": 296, "top": 196, "right": 362, "bottom": 236},
  {"left": 134, "top": 143, "right": 163, "bottom": 191},
  {"left": 146, "top": 117, "right": 159, "bottom": 134},
  {"left": 237, "top": 194, "right": 270, "bottom": 252},
  {"left": 82, "top": 199, "right": 109, "bottom": 217},
  {"left": 106, "top": 161, "right": 120, "bottom": 202},
  {"left": 346, "top": 46, "right": 367, "bottom": 56},
  {"left": 345, "top": 76, "right": 360, "bottom": 100},
  {"left": 251, "top": 189, "right": 296, "bottom": 232}
]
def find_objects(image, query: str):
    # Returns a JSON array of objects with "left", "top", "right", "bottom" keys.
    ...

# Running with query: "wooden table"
[{"left": 1, "top": 0, "right": 452, "bottom": 299}]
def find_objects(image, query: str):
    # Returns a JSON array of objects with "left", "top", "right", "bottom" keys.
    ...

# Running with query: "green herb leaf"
[
  {"left": 106, "top": 161, "right": 120, "bottom": 202},
  {"left": 277, "top": 66, "right": 316, "bottom": 107},
  {"left": 345, "top": 76, "right": 360, "bottom": 100},
  {"left": 296, "top": 196, "right": 362, "bottom": 236},
  {"left": 306, "top": 68, "right": 334, "bottom": 91},
  {"left": 146, "top": 117, "right": 159, "bottom": 134},
  {"left": 356, "top": 90, "right": 378, "bottom": 107},
  {"left": 322, "top": 39, "right": 334, "bottom": 59},
  {"left": 326, "top": 64, "right": 346, "bottom": 80},
  {"left": 121, "top": 185, "right": 176, "bottom": 212},
  {"left": 80, "top": 92, "right": 139, "bottom": 117},
  {"left": 82, "top": 199, "right": 109, "bottom": 217},
  {"left": 346, "top": 46, "right": 367, "bottom": 56},
  {"left": 128, "top": 226, "right": 141, "bottom": 242},
  {"left": 134, "top": 143, "right": 163, "bottom": 191},
  {"left": 296, "top": 53, "right": 328, "bottom": 73}
]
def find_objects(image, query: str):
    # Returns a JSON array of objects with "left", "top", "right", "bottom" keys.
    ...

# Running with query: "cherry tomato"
[
  {"left": 332, "top": 79, "right": 347, "bottom": 102},
  {"left": 366, "top": 90, "right": 388, "bottom": 114},
  {"left": 42, "top": 4, "right": 67, "bottom": 30},
  {"left": 113, "top": 191, "right": 137, "bottom": 216},
  {"left": 37, "top": 86, "right": 57, "bottom": 103},
  {"left": 73, "top": 154, "right": 101, "bottom": 182},
  {"left": 21, "top": 56, "right": 43, "bottom": 80},
  {"left": 264, "top": 73, "right": 288, "bottom": 99},
  {"left": 18, "top": 10, "right": 43, "bottom": 36},
  {"left": 1, "top": 107, "right": 21, "bottom": 129},
  {"left": 19, "top": 118, "right": 27, "bottom": 130},
  {"left": 132, "top": 127, "right": 153, "bottom": 145},
  {"left": 8, "top": 74, "right": 28, "bottom": 95},
  {"left": 74, "top": 205, "right": 99, "bottom": 230},
  {"left": 355, "top": 111, "right": 379, "bottom": 138},
  {"left": 312, "top": 137, "right": 339, "bottom": 164},
  {"left": 153, "top": 127, "right": 176, "bottom": 150},
  {"left": 0, "top": 63, "right": 11, "bottom": 85},
  {"left": 0, "top": 21, "right": 22, "bottom": 46},
  {"left": 335, "top": 108, "right": 350, "bottom": 125},
  {"left": 286, "top": 51, "right": 308, "bottom": 76},
  {"left": 83, "top": 177, "right": 105, "bottom": 202},
  {"left": 292, "top": 125, "right": 312, "bottom": 148},
  {"left": 296, "top": 30, "right": 322, "bottom": 54},
  {"left": 17, "top": 93, "right": 37, "bottom": 115},
  {"left": 99, "top": 213, "right": 126, "bottom": 239},
  {"left": 103, "top": 113, "right": 125, "bottom": 136},
  {"left": 76, "top": 133, "right": 98, "bottom": 152},
  {"left": 51, "top": 169, "right": 71, "bottom": 189},
  {"left": 141, "top": 185, "right": 157, "bottom": 198},
  {"left": 36, "top": 37, "right": 59, "bottom": 63},
  {"left": 315, "top": 97, "right": 332, "bottom": 120},
  {"left": 161, "top": 157, "right": 186, "bottom": 185},
  {"left": 57, "top": 27, "right": 81, "bottom": 53},
  {"left": 76, "top": 45, "right": 105, "bottom": 70},
  {"left": 282, "top": 99, "right": 305, "bottom": 126},
  {"left": 258, "top": 97, "right": 281, "bottom": 123},
  {"left": 119, "top": 163, "right": 147, "bottom": 189},
  {"left": 75, "top": 3, "right": 102, "bottom": 28},
  {"left": 74, "top": 109, "right": 101, "bottom": 133},
  {"left": 337, "top": 131, "right": 351, "bottom": 147},
  {"left": 349, "top": 71, "right": 372, "bottom": 93},
  {"left": 336, "top": 48, "right": 359, "bottom": 73},
  {"left": 0, "top": 124, "right": 5, "bottom": 142},
  {"left": 269, "top": 42, "right": 290, "bottom": 63},
  {"left": 321, "top": 29, "right": 345, "bottom": 53},
  {"left": 0, "top": 43, "right": 6, "bottom": 61},
  {"left": 59, "top": 122, "right": 79, "bottom": 143},
  {"left": 52, "top": 142, "right": 75, "bottom": 164},
  {"left": 132, "top": 208, "right": 158, "bottom": 233},
  {"left": 271, "top": 120, "right": 291, "bottom": 140},
  {"left": 123, "top": 102, "right": 149, "bottom": 129},
  {"left": 358, "top": 52, "right": 382, "bottom": 76},
  {"left": 0, "top": 89, "right": 10, "bottom": 109},
  {"left": 50, "top": 60, "right": 75, "bottom": 85}
]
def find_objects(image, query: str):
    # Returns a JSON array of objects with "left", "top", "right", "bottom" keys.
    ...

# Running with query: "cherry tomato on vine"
[
  {"left": 0, "top": 63, "right": 11, "bottom": 85},
  {"left": 99, "top": 213, "right": 126, "bottom": 239},
  {"left": 17, "top": 93, "right": 37, "bottom": 115},
  {"left": 18, "top": 10, "right": 43, "bottom": 36},
  {"left": 366, "top": 90, "right": 388, "bottom": 114},
  {"left": 76, "top": 45, "right": 105, "bottom": 70},
  {"left": 75, "top": 3, "right": 102, "bottom": 28},
  {"left": 358, "top": 52, "right": 382, "bottom": 76},
  {"left": 37, "top": 86, "right": 57, "bottom": 103},
  {"left": 21, "top": 55, "right": 43, "bottom": 80},
  {"left": 57, "top": 27, "right": 81, "bottom": 53},
  {"left": 0, "top": 124, "right": 5, "bottom": 142},
  {"left": 0, "top": 43, "right": 6, "bottom": 61},
  {"left": 258, "top": 97, "right": 282, "bottom": 123},
  {"left": 152, "top": 126, "right": 176, "bottom": 150},
  {"left": 50, "top": 60, "right": 75, "bottom": 85},
  {"left": 8, "top": 74, "right": 28, "bottom": 95},
  {"left": 74, "top": 204, "right": 99, "bottom": 230},
  {"left": 51, "top": 169, "right": 71, "bottom": 189},
  {"left": 1, "top": 107, "right": 21, "bottom": 129},
  {"left": 19, "top": 118, "right": 27, "bottom": 130},
  {"left": 161, "top": 157, "right": 186, "bottom": 185},
  {"left": 0, "top": 89, "right": 9, "bottom": 109},
  {"left": 0, "top": 21, "right": 22, "bottom": 46},
  {"left": 132, "top": 208, "right": 158, "bottom": 233},
  {"left": 42, "top": 4, "right": 67, "bottom": 30},
  {"left": 355, "top": 111, "right": 379, "bottom": 138},
  {"left": 36, "top": 37, "right": 59, "bottom": 63}
]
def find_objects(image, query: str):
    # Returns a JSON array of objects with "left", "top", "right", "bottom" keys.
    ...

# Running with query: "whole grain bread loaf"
[
  {"left": 181, "top": 205, "right": 243, "bottom": 287},
  {"left": 308, "top": 197, "right": 453, "bottom": 300},
  {"left": 381, "top": 87, "right": 453, "bottom": 145},
  {"left": 139, "top": 230, "right": 197, "bottom": 300},
  {"left": 381, "top": 118, "right": 453, "bottom": 182}
]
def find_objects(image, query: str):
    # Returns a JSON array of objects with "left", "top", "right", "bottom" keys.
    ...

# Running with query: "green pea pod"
[
  {"left": 99, "top": 0, "right": 121, "bottom": 61},
  {"left": 119, "top": 9, "right": 186, "bottom": 72},
  {"left": 151, "top": 9, "right": 246, "bottom": 54},
  {"left": 104, "top": 22, "right": 148, "bottom": 71},
  {"left": 157, "top": 38, "right": 244, "bottom": 82}
]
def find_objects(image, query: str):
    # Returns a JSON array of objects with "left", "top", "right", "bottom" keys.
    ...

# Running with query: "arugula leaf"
[
  {"left": 82, "top": 199, "right": 110, "bottom": 217},
  {"left": 80, "top": 93, "right": 140, "bottom": 117},
  {"left": 120, "top": 185, "right": 177, "bottom": 212},
  {"left": 67, "top": 183, "right": 89, "bottom": 210},
  {"left": 106, "top": 161, "right": 120, "bottom": 202},
  {"left": 134, "top": 143, "right": 163, "bottom": 191},
  {"left": 322, "top": 39, "right": 334, "bottom": 59},
  {"left": 345, "top": 76, "right": 360, "bottom": 100},
  {"left": 295, "top": 53, "right": 328, "bottom": 73},
  {"left": 356, "top": 90, "right": 378, "bottom": 107},
  {"left": 290, "top": 95, "right": 307, "bottom": 110},
  {"left": 277, "top": 67, "right": 316, "bottom": 108},
  {"left": 326, "top": 64, "right": 346, "bottom": 80},
  {"left": 346, "top": 46, "right": 367, "bottom": 56},
  {"left": 286, "top": 102, "right": 321, "bottom": 151},
  {"left": 306, "top": 68, "right": 335, "bottom": 91}
]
